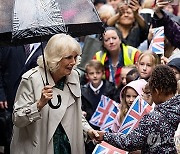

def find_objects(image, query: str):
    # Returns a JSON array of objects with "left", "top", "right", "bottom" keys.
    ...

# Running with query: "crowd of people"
[{"left": 0, "top": 0, "right": 180, "bottom": 154}]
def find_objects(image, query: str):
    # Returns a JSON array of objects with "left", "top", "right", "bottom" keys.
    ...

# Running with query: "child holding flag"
[
  {"left": 111, "top": 79, "right": 147, "bottom": 132},
  {"left": 81, "top": 59, "right": 118, "bottom": 154},
  {"left": 81, "top": 60, "right": 118, "bottom": 127}
]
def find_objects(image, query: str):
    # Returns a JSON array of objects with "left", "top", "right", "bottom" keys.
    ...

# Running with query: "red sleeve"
[{"left": 134, "top": 50, "right": 141, "bottom": 64}]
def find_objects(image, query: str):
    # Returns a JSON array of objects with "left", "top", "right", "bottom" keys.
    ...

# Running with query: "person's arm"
[
  {"left": 152, "top": 0, "right": 180, "bottom": 48},
  {"left": 81, "top": 113, "right": 100, "bottom": 142},
  {"left": 97, "top": 114, "right": 150, "bottom": 151},
  {"left": 129, "top": 0, "right": 146, "bottom": 29},
  {"left": 154, "top": 0, "right": 169, "bottom": 18},
  {"left": 107, "top": 3, "right": 128, "bottom": 26},
  {"left": 12, "top": 72, "right": 48, "bottom": 127},
  {"left": 107, "top": 13, "right": 120, "bottom": 26}
]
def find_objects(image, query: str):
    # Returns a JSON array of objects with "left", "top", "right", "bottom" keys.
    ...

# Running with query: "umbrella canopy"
[{"left": 0, "top": 0, "right": 104, "bottom": 46}]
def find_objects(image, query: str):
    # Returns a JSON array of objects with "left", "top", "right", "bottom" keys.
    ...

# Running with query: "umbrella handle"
[
  {"left": 40, "top": 41, "right": 61, "bottom": 109},
  {"left": 48, "top": 95, "right": 61, "bottom": 109}
]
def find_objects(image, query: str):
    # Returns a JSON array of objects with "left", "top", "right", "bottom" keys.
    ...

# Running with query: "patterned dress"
[{"left": 53, "top": 77, "right": 71, "bottom": 154}]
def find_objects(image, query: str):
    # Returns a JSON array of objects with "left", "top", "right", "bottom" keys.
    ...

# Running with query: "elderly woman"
[{"left": 10, "top": 34, "right": 99, "bottom": 154}]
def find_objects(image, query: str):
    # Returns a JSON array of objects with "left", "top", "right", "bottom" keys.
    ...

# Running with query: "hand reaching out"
[
  {"left": 87, "top": 129, "right": 107, "bottom": 144},
  {"left": 96, "top": 131, "right": 106, "bottom": 142},
  {"left": 87, "top": 129, "right": 100, "bottom": 141}
]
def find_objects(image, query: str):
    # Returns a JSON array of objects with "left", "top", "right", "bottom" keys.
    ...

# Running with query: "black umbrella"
[
  {"left": 0, "top": 0, "right": 104, "bottom": 109},
  {"left": 0, "top": 0, "right": 104, "bottom": 46}
]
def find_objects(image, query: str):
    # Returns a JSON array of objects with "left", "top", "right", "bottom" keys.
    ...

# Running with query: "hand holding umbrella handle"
[
  {"left": 40, "top": 41, "right": 62, "bottom": 109},
  {"left": 48, "top": 95, "right": 61, "bottom": 109}
]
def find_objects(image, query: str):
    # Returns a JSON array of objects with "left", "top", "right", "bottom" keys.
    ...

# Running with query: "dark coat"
[
  {"left": 21, "top": 42, "right": 46, "bottom": 75},
  {"left": 152, "top": 10, "right": 180, "bottom": 49},
  {"left": 104, "top": 95, "right": 180, "bottom": 153},
  {"left": 81, "top": 80, "right": 118, "bottom": 125},
  {"left": 14, "top": 42, "right": 46, "bottom": 95},
  {"left": 0, "top": 46, "right": 26, "bottom": 112}
]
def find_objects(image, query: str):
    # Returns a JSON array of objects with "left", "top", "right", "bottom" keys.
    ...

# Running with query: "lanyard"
[{"left": 109, "top": 52, "right": 124, "bottom": 84}]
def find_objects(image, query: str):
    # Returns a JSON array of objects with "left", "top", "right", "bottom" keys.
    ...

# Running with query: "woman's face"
[
  {"left": 103, "top": 29, "right": 121, "bottom": 54},
  {"left": 136, "top": 55, "right": 155, "bottom": 80},
  {"left": 125, "top": 87, "right": 138, "bottom": 108},
  {"left": 57, "top": 51, "right": 78, "bottom": 77},
  {"left": 118, "top": 8, "right": 135, "bottom": 26}
]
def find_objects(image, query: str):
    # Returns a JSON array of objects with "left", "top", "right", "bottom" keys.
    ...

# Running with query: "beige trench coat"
[{"left": 10, "top": 67, "right": 92, "bottom": 154}]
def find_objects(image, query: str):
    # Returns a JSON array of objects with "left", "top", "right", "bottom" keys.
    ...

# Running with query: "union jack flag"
[
  {"left": 149, "top": 26, "right": 164, "bottom": 55},
  {"left": 92, "top": 141, "right": 128, "bottom": 154},
  {"left": 118, "top": 96, "right": 152, "bottom": 134},
  {"left": 89, "top": 95, "right": 118, "bottom": 131}
]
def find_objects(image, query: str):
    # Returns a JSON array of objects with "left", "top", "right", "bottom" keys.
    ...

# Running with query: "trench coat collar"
[
  {"left": 38, "top": 66, "right": 79, "bottom": 93},
  {"left": 38, "top": 67, "right": 81, "bottom": 143}
]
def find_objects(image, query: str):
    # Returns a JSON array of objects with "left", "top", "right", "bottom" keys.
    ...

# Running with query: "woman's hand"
[
  {"left": 129, "top": 0, "right": 140, "bottom": 16},
  {"left": 82, "top": 111, "right": 87, "bottom": 117},
  {"left": 154, "top": 0, "right": 170, "bottom": 18},
  {"left": 87, "top": 129, "right": 100, "bottom": 141},
  {"left": 96, "top": 131, "right": 106, "bottom": 142},
  {"left": 156, "top": 0, "right": 170, "bottom": 9},
  {"left": 118, "top": 3, "right": 128, "bottom": 17},
  {"left": 37, "top": 85, "right": 53, "bottom": 111}
]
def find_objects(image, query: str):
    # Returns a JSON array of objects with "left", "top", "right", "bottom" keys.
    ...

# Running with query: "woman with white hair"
[{"left": 10, "top": 34, "right": 99, "bottom": 154}]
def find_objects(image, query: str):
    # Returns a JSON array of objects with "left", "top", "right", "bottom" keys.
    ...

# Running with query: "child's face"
[
  {"left": 120, "top": 67, "right": 132, "bottom": 86},
  {"left": 136, "top": 55, "right": 155, "bottom": 80},
  {"left": 86, "top": 67, "right": 104, "bottom": 87},
  {"left": 125, "top": 87, "right": 138, "bottom": 108},
  {"left": 171, "top": 67, "right": 180, "bottom": 81},
  {"left": 142, "top": 85, "right": 153, "bottom": 105}
]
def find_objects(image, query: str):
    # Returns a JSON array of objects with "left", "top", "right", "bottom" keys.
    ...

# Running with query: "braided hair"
[{"left": 149, "top": 65, "right": 177, "bottom": 95}]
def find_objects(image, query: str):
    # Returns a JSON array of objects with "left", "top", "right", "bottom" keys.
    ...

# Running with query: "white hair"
[{"left": 37, "top": 33, "right": 81, "bottom": 72}]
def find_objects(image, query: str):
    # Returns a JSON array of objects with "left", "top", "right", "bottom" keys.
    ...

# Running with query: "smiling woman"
[{"left": 10, "top": 33, "right": 100, "bottom": 154}]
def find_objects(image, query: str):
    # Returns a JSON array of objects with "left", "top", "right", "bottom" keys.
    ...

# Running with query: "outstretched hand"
[
  {"left": 87, "top": 129, "right": 107, "bottom": 144},
  {"left": 96, "top": 131, "right": 106, "bottom": 142},
  {"left": 87, "top": 129, "right": 100, "bottom": 140}
]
